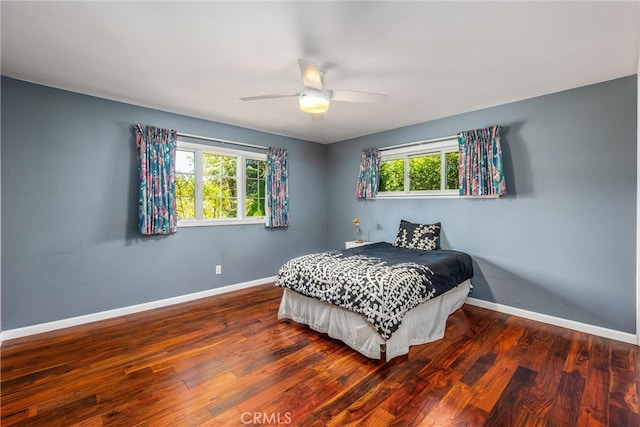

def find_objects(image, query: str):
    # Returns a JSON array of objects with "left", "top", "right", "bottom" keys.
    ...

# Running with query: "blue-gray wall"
[
  {"left": 1, "top": 75, "right": 637, "bottom": 335},
  {"left": 328, "top": 76, "right": 637, "bottom": 334},
  {"left": 1, "top": 77, "right": 329, "bottom": 329}
]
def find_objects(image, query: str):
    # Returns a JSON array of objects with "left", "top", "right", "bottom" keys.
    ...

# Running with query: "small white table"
[{"left": 345, "top": 240, "right": 374, "bottom": 249}]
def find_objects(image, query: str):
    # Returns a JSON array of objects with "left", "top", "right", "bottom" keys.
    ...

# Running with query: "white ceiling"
[{"left": 1, "top": 1, "right": 638, "bottom": 144}]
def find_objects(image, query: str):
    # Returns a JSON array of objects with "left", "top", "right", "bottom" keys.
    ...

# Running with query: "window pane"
[
  {"left": 203, "top": 197, "right": 220, "bottom": 219},
  {"left": 202, "top": 197, "right": 237, "bottom": 219},
  {"left": 246, "top": 196, "right": 265, "bottom": 217},
  {"left": 246, "top": 159, "right": 259, "bottom": 178},
  {"left": 446, "top": 152, "right": 459, "bottom": 190},
  {"left": 203, "top": 176, "right": 222, "bottom": 197},
  {"left": 221, "top": 155, "right": 237, "bottom": 176},
  {"left": 379, "top": 159, "right": 404, "bottom": 191},
  {"left": 176, "top": 195, "right": 195, "bottom": 219},
  {"left": 221, "top": 197, "right": 238, "bottom": 218},
  {"left": 175, "top": 150, "right": 195, "bottom": 218},
  {"left": 202, "top": 153, "right": 238, "bottom": 218},
  {"left": 203, "top": 154, "right": 237, "bottom": 176},
  {"left": 176, "top": 150, "right": 195, "bottom": 174},
  {"left": 203, "top": 153, "right": 220, "bottom": 178},
  {"left": 203, "top": 197, "right": 238, "bottom": 219},
  {"left": 409, "top": 154, "right": 440, "bottom": 191},
  {"left": 246, "top": 178, "right": 258, "bottom": 197},
  {"left": 245, "top": 160, "right": 266, "bottom": 217},
  {"left": 222, "top": 178, "right": 237, "bottom": 197}
]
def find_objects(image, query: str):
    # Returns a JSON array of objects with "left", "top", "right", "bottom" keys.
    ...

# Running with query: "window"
[
  {"left": 175, "top": 140, "right": 266, "bottom": 226},
  {"left": 377, "top": 138, "right": 459, "bottom": 198}
]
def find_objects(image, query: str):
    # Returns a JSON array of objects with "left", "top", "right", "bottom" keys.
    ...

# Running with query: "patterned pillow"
[{"left": 393, "top": 220, "right": 441, "bottom": 251}]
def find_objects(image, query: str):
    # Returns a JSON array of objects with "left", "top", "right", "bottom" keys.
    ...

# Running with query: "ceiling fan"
[{"left": 240, "top": 59, "right": 388, "bottom": 116}]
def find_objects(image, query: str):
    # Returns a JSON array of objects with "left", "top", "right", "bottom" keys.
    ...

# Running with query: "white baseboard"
[
  {"left": 2, "top": 283, "right": 635, "bottom": 347},
  {"left": 0, "top": 276, "right": 277, "bottom": 344},
  {"left": 466, "top": 297, "right": 637, "bottom": 345}
]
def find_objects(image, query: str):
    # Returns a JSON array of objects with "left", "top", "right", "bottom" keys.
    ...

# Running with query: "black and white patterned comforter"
[{"left": 276, "top": 242, "right": 473, "bottom": 340}]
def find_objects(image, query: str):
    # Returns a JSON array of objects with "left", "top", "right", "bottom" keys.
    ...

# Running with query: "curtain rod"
[
  {"left": 379, "top": 134, "right": 457, "bottom": 152},
  {"left": 177, "top": 132, "right": 268, "bottom": 151}
]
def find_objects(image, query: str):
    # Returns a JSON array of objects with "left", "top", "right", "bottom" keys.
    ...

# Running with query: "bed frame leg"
[{"left": 380, "top": 343, "right": 387, "bottom": 363}]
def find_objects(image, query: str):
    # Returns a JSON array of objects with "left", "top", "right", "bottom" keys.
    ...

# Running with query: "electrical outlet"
[{"left": 215, "top": 265, "right": 222, "bottom": 275}]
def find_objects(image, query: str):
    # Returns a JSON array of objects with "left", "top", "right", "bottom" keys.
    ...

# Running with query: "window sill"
[
  {"left": 178, "top": 218, "right": 266, "bottom": 227},
  {"left": 375, "top": 192, "right": 460, "bottom": 200}
]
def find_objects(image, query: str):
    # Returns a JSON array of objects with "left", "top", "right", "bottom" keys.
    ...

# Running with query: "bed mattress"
[{"left": 278, "top": 279, "right": 471, "bottom": 361}]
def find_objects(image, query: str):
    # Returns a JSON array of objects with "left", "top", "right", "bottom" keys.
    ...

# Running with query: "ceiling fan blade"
[
  {"left": 240, "top": 93, "right": 299, "bottom": 101},
  {"left": 298, "top": 59, "right": 323, "bottom": 90},
  {"left": 329, "top": 90, "right": 388, "bottom": 103}
]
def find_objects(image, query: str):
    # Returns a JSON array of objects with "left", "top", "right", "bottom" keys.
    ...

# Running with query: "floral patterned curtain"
[
  {"left": 457, "top": 125, "right": 507, "bottom": 197},
  {"left": 265, "top": 146, "right": 289, "bottom": 228},
  {"left": 134, "top": 124, "right": 178, "bottom": 235},
  {"left": 355, "top": 148, "right": 381, "bottom": 199}
]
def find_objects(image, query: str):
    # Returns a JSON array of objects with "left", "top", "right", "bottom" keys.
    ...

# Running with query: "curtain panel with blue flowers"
[
  {"left": 355, "top": 148, "right": 381, "bottom": 199},
  {"left": 134, "top": 124, "right": 178, "bottom": 235},
  {"left": 265, "top": 146, "right": 289, "bottom": 228},
  {"left": 457, "top": 125, "right": 507, "bottom": 197}
]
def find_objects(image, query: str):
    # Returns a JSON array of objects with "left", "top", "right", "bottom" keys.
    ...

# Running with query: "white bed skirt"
[{"left": 277, "top": 279, "right": 471, "bottom": 362}]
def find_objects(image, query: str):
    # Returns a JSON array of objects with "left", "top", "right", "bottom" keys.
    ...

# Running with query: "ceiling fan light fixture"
[
  {"left": 299, "top": 90, "right": 330, "bottom": 113},
  {"left": 241, "top": 59, "right": 387, "bottom": 117}
]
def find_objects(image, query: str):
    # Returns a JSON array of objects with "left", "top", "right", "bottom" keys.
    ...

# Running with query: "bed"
[{"left": 275, "top": 222, "right": 473, "bottom": 361}]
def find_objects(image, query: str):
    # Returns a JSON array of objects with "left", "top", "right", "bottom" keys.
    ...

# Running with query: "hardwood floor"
[{"left": 2, "top": 283, "right": 639, "bottom": 426}]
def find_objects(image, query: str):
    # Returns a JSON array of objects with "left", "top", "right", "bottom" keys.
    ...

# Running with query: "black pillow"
[{"left": 393, "top": 220, "right": 441, "bottom": 250}]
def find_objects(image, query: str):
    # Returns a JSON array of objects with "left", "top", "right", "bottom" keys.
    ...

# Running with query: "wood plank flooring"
[{"left": 2, "top": 283, "right": 639, "bottom": 426}]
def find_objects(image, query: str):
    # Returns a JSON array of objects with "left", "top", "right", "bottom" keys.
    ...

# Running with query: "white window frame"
[
  {"left": 176, "top": 140, "right": 267, "bottom": 227},
  {"left": 376, "top": 138, "right": 460, "bottom": 199}
]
